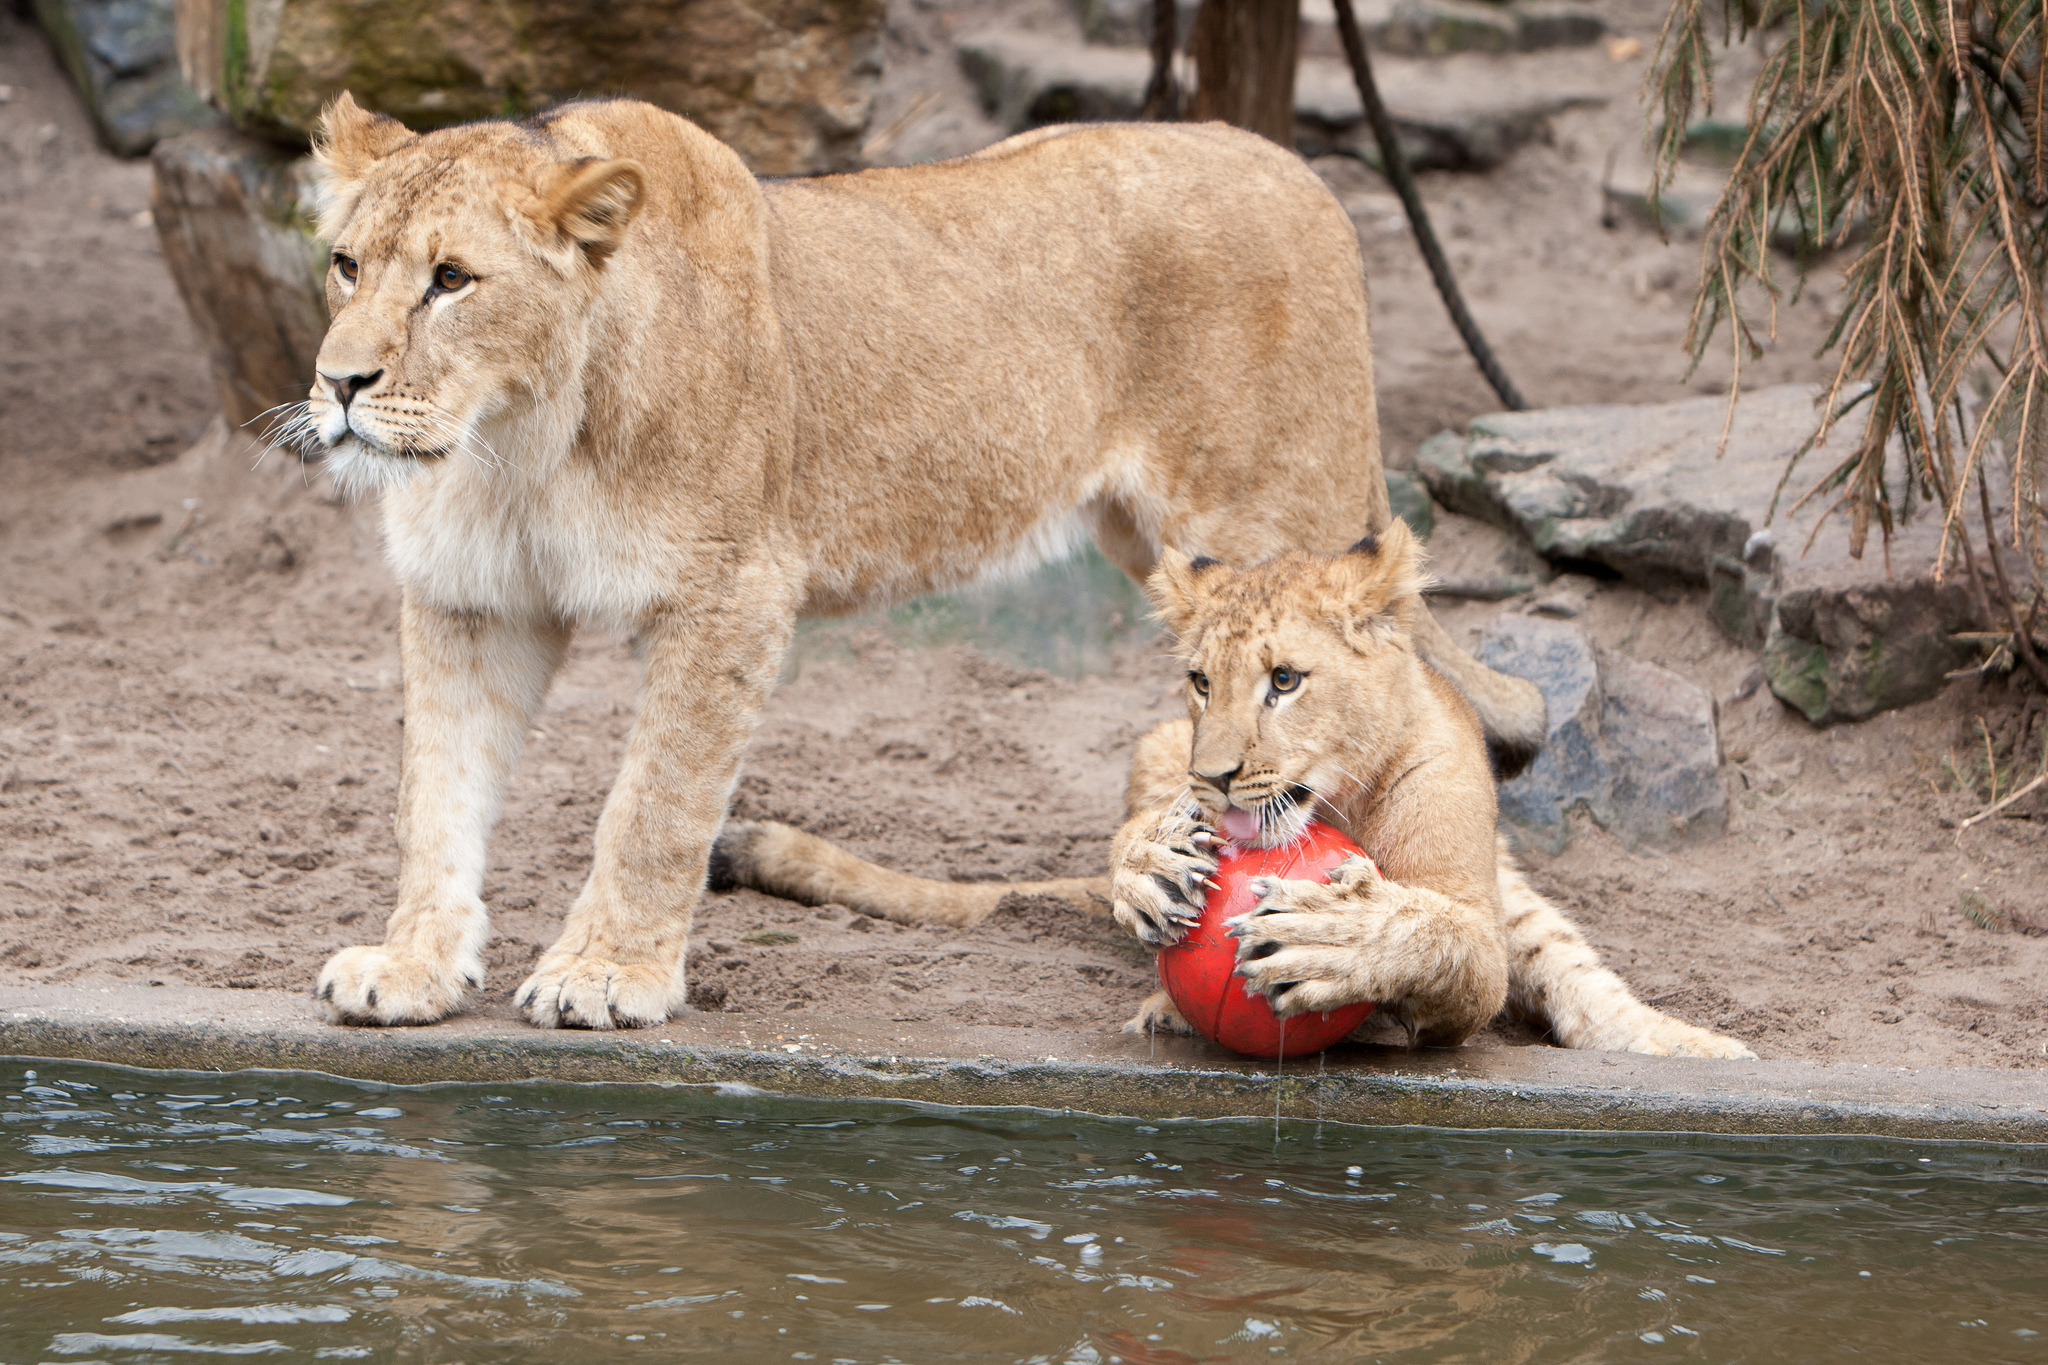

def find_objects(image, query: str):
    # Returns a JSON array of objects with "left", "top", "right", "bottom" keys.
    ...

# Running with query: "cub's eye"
[
  {"left": 333, "top": 253, "right": 358, "bottom": 283},
  {"left": 1189, "top": 672, "right": 1210, "bottom": 697},
  {"left": 1270, "top": 667, "right": 1302, "bottom": 694},
  {"left": 431, "top": 263, "right": 471, "bottom": 295}
]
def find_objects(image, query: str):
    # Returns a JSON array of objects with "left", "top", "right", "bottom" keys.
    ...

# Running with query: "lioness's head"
[
  {"left": 1147, "top": 523, "right": 1429, "bottom": 848},
  {"left": 294, "top": 94, "right": 647, "bottom": 497}
]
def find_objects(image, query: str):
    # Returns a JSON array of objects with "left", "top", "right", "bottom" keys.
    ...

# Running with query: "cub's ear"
[
  {"left": 512, "top": 158, "right": 647, "bottom": 270},
  {"left": 1329, "top": 518, "right": 1428, "bottom": 651},
  {"left": 1145, "top": 547, "right": 1226, "bottom": 639},
  {"left": 310, "top": 92, "right": 415, "bottom": 238}
]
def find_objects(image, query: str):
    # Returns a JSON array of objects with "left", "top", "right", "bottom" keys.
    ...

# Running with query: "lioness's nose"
[
  {"left": 1193, "top": 763, "right": 1243, "bottom": 794},
  {"left": 320, "top": 369, "right": 383, "bottom": 408}
]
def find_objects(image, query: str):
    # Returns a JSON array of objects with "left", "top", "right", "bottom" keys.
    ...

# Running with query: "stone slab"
[
  {"left": 171, "top": 0, "right": 884, "bottom": 174},
  {"left": 4, "top": 983, "right": 2045, "bottom": 1141},
  {"left": 954, "top": 32, "right": 1605, "bottom": 172},
  {"left": 1417, "top": 384, "right": 1990, "bottom": 724}
]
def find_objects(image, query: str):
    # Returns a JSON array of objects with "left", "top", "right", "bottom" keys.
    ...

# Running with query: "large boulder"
[
  {"left": 171, "top": 0, "right": 884, "bottom": 173},
  {"left": 1417, "top": 384, "right": 1988, "bottom": 725},
  {"left": 150, "top": 126, "right": 327, "bottom": 431},
  {"left": 34, "top": 0, "right": 216, "bottom": 154},
  {"left": 1478, "top": 617, "right": 1726, "bottom": 851}
]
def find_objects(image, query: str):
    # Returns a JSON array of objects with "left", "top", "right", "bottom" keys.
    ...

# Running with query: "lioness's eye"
[
  {"left": 1270, "top": 667, "right": 1301, "bottom": 694},
  {"left": 432, "top": 263, "right": 471, "bottom": 294},
  {"left": 334, "top": 253, "right": 358, "bottom": 283},
  {"left": 1190, "top": 672, "right": 1209, "bottom": 697}
]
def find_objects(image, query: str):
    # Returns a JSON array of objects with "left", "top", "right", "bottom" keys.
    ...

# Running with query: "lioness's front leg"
[
  {"left": 515, "top": 575, "right": 797, "bottom": 1029},
  {"left": 1227, "top": 857, "right": 1509, "bottom": 1047},
  {"left": 317, "top": 598, "right": 571, "bottom": 1025}
]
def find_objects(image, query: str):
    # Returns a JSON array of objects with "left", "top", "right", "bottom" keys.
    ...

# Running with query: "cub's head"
[
  {"left": 1147, "top": 523, "right": 1429, "bottom": 848},
  {"left": 292, "top": 93, "right": 646, "bottom": 497}
]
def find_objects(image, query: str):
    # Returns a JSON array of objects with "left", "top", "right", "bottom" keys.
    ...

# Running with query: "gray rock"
[
  {"left": 1418, "top": 384, "right": 1990, "bottom": 725},
  {"left": 150, "top": 127, "right": 328, "bottom": 431},
  {"left": 33, "top": 0, "right": 216, "bottom": 155},
  {"left": 1386, "top": 469, "right": 1435, "bottom": 539},
  {"left": 956, "top": 33, "right": 1148, "bottom": 131},
  {"left": 1293, "top": 50, "right": 1606, "bottom": 172},
  {"left": 1479, "top": 617, "right": 1725, "bottom": 851},
  {"left": 957, "top": 33, "right": 1604, "bottom": 172},
  {"left": 1078, "top": 0, "right": 1600, "bottom": 54}
]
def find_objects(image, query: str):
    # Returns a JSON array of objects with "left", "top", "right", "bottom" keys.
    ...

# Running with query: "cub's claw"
[{"left": 515, "top": 952, "right": 681, "bottom": 1030}]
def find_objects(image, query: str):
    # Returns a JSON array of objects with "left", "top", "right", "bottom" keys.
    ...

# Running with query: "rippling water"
[{"left": 1, "top": 1061, "right": 2043, "bottom": 1363}]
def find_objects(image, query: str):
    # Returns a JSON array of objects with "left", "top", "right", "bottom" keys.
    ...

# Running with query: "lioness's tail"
[{"left": 708, "top": 819, "right": 1109, "bottom": 928}]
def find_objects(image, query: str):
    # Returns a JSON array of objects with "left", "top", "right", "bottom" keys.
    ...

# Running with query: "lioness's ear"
[
  {"left": 1146, "top": 547, "right": 1225, "bottom": 639},
  {"left": 310, "top": 92, "right": 414, "bottom": 238},
  {"left": 1330, "top": 519, "right": 1428, "bottom": 650},
  {"left": 516, "top": 158, "right": 647, "bottom": 269}
]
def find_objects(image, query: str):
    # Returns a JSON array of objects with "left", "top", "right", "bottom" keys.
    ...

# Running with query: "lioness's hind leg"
[
  {"left": 1498, "top": 847, "right": 1756, "bottom": 1060},
  {"left": 1121, "top": 990, "right": 1197, "bottom": 1036}
]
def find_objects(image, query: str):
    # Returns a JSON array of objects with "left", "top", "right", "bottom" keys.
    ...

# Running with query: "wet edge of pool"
[{"left": 3, "top": 982, "right": 2045, "bottom": 1142}]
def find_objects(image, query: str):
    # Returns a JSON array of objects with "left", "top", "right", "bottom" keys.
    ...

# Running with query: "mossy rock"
[{"left": 175, "top": 0, "right": 884, "bottom": 173}]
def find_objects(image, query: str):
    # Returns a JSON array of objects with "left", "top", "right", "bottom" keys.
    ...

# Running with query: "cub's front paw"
[
  {"left": 1120, "top": 989, "right": 1198, "bottom": 1036},
  {"left": 1224, "top": 873, "right": 1387, "bottom": 1017},
  {"left": 515, "top": 952, "right": 682, "bottom": 1030},
  {"left": 315, "top": 945, "right": 478, "bottom": 1026},
  {"left": 1110, "top": 804, "right": 1220, "bottom": 946}
]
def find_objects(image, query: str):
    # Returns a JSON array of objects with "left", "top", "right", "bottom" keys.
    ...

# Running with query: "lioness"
[
  {"left": 716, "top": 524, "right": 1754, "bottom": 1057},
  {"left": 300, "top": 93, "right": 1545, "bottom": 1029}
]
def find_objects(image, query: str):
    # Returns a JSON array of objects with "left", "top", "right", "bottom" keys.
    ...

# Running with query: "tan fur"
[
  {"left": 298, "top": 93, "right": 1546, "bottom": 1029},
  {"left": 724, "top": 530, "right": 1752, "bottom": 1058}
]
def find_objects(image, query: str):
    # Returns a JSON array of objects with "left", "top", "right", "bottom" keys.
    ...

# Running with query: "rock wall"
[{"left": 171, "top": 0, "right": 884, "bottom": 174}]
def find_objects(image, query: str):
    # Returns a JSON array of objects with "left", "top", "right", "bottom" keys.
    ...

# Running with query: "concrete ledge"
[{"left": 5, "top": 984, "right": 2045, "bottom": 1141}]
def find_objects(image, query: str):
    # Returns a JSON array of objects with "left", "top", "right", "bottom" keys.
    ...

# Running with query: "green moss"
[
  {"left": 1764, "top": 633, "right": 1832, "bottom": 724},
  {"left": 224, "top": 0, "right": 250, "bottom": 115}
]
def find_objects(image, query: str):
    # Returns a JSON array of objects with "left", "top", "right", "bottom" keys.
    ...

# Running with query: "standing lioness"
[{"left": 302, "top": 94, "right": 1543, "bottom": 1029}]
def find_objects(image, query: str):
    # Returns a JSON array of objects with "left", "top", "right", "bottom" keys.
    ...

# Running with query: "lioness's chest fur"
[{"left": 382, "top": 458, "right": 683, "bottom": 625}]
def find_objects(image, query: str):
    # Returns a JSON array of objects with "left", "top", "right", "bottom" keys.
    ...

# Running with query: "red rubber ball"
[{"left": 1155, "top": 819, "right": 1376, "bottom": 1059}]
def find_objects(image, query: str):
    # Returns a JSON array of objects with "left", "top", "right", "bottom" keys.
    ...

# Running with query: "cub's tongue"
[{"left": 1218, "top": 807, "right": 1261, "bottom": 843}]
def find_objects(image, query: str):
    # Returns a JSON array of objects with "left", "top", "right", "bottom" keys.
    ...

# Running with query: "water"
[
  {"left": 2, "top": 1063, "right": 2044, "bottom": 1364},
  {"left": 788, "top": 544, "right": 1156, "bottom": 679}
]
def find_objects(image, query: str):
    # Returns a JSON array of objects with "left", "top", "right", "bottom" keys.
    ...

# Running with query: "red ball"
[{"left": 1155, "top": 820, "right": 1377, "bottom": 1059}]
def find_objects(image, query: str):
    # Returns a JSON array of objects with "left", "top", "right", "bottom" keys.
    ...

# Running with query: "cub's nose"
[
  {"left": 319, "top": 369, "right": 383, "bottom": 408},
  {"left": 1192, "top": 763, "right": 1243, "bottom": 794}
]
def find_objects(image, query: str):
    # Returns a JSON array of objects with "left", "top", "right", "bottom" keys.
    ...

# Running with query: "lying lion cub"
[{"left": 717, "top": 524, "right": 1754, "bottom": 1058}]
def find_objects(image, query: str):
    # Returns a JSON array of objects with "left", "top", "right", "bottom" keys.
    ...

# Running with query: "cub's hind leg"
[{"left": 1497, "top": 845, "right": 1754, "bottom": 1059}]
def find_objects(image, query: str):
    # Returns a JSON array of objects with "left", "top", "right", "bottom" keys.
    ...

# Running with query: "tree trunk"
[{"left": 1189, "top": 0, "right": 1299, "bottom": 146}]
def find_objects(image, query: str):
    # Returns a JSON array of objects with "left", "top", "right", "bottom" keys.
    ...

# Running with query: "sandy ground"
[{"left": 2, "top": 5, "right": 2043, "bottom": 1069}]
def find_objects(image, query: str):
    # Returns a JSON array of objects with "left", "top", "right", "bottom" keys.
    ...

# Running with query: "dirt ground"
[{"left": 2, "top": 5, "right": 2043, "bottom": 1069}]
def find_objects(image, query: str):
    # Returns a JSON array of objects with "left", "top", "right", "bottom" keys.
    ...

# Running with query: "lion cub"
[{"left": 716, "top": 524, "right": 1753, "bottom": 1058}]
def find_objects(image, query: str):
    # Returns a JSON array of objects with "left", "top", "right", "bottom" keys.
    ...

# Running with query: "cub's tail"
[{"left": 708, "top": 819, "right": 1110, "bottom": 928}]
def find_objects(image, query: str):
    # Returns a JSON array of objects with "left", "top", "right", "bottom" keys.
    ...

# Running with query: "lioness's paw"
[
  {"left": 515, "top": 953, "right": 679, "bottom": 1030},
  {"left": 315, "top": 945, "right": 478, "bottom": 1026},
  {"left": 1120, "top": 989, "right": 1198, "bottom": 1036},
  {"left": 1110, "top": 805, "right": 1219, "bottom": 946}
]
